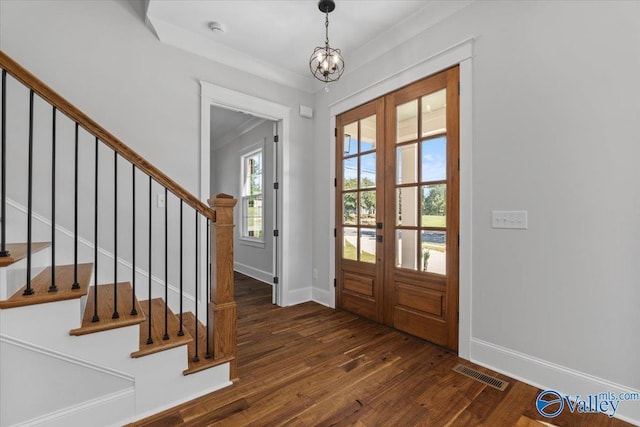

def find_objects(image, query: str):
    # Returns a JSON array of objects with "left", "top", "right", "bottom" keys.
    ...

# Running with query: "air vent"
[{"left": 452, "top": 364, "right": 509, "bottom": 391}]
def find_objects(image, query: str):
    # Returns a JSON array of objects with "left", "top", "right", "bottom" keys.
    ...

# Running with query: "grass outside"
[
  {"left": 345, "top": 214, "right": 444, "bottom": 228},
  {"left": 422, "top": 243, "right": 445, "bottom": 252},
  {"left": 343, "top": 213, "right": 375, "bottom": 226},
  {"left": 344, "top": 240, "right": 376, "bottom": 263},
  {"left": 421, "top": 215, "right": 446, "bottom": 227}
]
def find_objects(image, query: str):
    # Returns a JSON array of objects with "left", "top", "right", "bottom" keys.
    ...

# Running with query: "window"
[{"left": 241, "top": 149, "right": 263, "bottom": 240}]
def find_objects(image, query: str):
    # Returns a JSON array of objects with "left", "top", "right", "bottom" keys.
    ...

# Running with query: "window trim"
[{"left": 240, "top": 147, "right": 265, "bottom": 244}]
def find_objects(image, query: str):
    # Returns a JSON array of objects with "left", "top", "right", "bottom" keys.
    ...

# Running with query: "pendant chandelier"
[{"left": 309, "top": 0, "right": 344, "bottom": 85}]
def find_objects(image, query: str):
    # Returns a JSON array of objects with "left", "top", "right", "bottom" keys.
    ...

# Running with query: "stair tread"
[
  {"left": 131, "top": 298, "right": 193, "bottom": 358},
  {"left": 0, "top": 242, "right": 50, "bottom": 267},
  {"left": 0, "top": 263, "right": 92, "bottom": 309},
  {"left": 70, "top": 282, "right": 145, "bottom": 336},
  {"left": 182, "top": 311, "right": 234, "bottom": 375}
]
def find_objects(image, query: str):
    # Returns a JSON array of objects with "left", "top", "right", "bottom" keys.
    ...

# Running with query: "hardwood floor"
[{"left": 129, "top": 273, "right": 632, "bottom": 426}]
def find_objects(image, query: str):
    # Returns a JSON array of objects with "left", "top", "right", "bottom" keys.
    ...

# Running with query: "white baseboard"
[
  {"left": 470, "top": 338, "right": 640, "bottom": 425},
  {"left": 125, "top": 379, "right": 233, "bottom": 426},
  {"left": 233, "top": 264, "right": 315, "bottom": 308},
  {"left": 311, "top": 286, "right": 333, "bottom": 308},
  {"left": 12, "top": 388, "right": 135, "bottom": 427},
  {"left": 234, "top": 262, "right": 272, "bottom": 284},
  {"left": 283, "top": 287, "right": 312, "bottom": 306}
]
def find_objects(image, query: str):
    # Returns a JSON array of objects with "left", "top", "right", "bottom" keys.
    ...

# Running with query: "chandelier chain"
[{"left": 325, "top": 12, "right": 330, "bottom": 46}]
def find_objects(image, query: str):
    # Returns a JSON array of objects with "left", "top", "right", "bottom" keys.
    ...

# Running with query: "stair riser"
[
  {"left": 131, "top": 348, "right": 231, "bottom": 417},
  {"left": 0, "top": 246, "right": 50, "bottom": 299}
]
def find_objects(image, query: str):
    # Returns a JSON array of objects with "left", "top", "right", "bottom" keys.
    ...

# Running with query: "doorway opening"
[
  {"left": 200, "top": 82, "right": 289, "bottom": 306},
  {"left": 210, "top": 106, "right": 279, "bottom": 302}
]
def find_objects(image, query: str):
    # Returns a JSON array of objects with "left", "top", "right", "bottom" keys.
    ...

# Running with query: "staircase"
[{"left": 0, "top": 51, "right": 238, "bottom": 426}]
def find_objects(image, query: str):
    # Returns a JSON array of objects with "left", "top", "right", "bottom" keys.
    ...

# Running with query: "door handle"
[
  {"left": 376, "top": 222, "right": 383, "bottom": 229},
  {"left": 376, "top": 235, "right": 383, "bottom": 243}
]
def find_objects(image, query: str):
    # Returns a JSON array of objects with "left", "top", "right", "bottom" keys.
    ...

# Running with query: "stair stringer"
[
  {"left": 0, "top": 299, "right": 232, "bottom": 425},
  {"left": 0, "top": 333, "right": 136, "bottom": 427}
]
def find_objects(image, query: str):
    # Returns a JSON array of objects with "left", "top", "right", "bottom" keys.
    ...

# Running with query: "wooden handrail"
[{"left": 0, "top": 50, "right": 213, "bottom": 220}]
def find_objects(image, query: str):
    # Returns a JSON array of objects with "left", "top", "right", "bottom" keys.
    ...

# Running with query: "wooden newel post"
[{"left": 208, "top": 193, "right": 238, "bottom": 380}]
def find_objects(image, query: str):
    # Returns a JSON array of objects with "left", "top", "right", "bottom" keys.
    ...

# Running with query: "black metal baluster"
[
  {"left": 112, "top": 151, "right": 119, "bottom": 319},
  {"left": 92, "top": 137, "right": 99, "bottom": 322},
  {"left": 205, "top": 217, "right": 211, "bottom": 359},
  {"left": 177, "top": 200, "right": 184, "bottom": 336},
  {"left": 163, "top": 187, "right": 169, "bottom": 340},
  {"left": 48, "top": 106, "right": 57, "bottom": 292},
  {"left": 193, "top": 211, "right": 199, "bottom": 362},
  {"left": 0, "top": 70, "right": 9, "bottom": 258},
  {"left": 131, "top": 164, "right": 137, "bottom": 315},
  {"left": 71, "top": 123, "right": 80, "bottom": 289},
  {"left": 23, "top": 90, "right": 34, "bottom": 296},
  {"left": 147, "top": 176, "right": 153, "bottom": 345}
]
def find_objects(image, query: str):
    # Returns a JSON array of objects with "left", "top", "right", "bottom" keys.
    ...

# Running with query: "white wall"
[
  {"left": 211, "top": 119, "right": 274, "bottom": 283},
  {"left": 3, "top": 0, "right": 640, "bottom": 422},
  {"left": 312, "top": 0, "right": 640, "bottom": 423},
  {"left": 0, "top": 0, "right": 314, "bottom": 298}
]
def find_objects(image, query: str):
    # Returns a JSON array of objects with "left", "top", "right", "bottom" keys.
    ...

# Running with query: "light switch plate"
[
  {"left": 157, "top": 193, "right": 165, "bottom": 208},
  {"left": 492, "top": 210, "right": 528, "bottom": 229}
]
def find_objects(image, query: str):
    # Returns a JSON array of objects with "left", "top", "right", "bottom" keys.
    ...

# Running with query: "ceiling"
[
  {"left": 210, "top": 106, "right": 268, "bottom": 151},
  {"left": 145, "top": 0, "right": 473, "bottom": 93}
]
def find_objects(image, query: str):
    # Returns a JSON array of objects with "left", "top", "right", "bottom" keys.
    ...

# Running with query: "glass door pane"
[
  {"left": 393, "top": 90, "right": 449, "bottom": 276},
  {"left": 421, "top": 231, "right": 446, "bottom": 274},
  {"left": 397, "top": 100, "right": 418, "bottom": 143},
  {"left": 340, "top": 112, "right": 378, "bottom": 263},
  {"left": 421, "top": 89, "right": 447, "bottom": 137}
]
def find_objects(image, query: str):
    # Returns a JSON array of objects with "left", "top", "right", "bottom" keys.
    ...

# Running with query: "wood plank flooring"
[{"left": 129, "top": 273, "right": 633, "bottom": 427}]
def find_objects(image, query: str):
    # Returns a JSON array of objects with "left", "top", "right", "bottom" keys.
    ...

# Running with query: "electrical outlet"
[
  {"left": 157, "top": 193, "right": 165, "bottom": 208},
  {"left": 491, "top": 210, "right": 528, "bottom": 229},
  {"left": 313, "top": 268, "right": 318, "bottom": 280}
]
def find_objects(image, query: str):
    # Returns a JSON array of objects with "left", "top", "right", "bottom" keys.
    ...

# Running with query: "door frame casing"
[
  {"left": 200, "top": 81, "right": 290, "bottom": 306},
  {"left": 328, "top": 38, "right": 474, "bottom": 358}
]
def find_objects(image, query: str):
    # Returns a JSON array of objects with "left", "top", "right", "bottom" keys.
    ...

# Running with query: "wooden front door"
[
  {"left": 336, "top": 98, "right": 385, "bottom": 322},
  {"left": 336, "top": 66, "right": 460, "bottom": 351}
]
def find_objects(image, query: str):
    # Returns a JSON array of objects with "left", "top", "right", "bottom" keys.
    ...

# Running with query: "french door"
[{"left": 336, "top": 66, "right": 459, "bottom": 351}]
